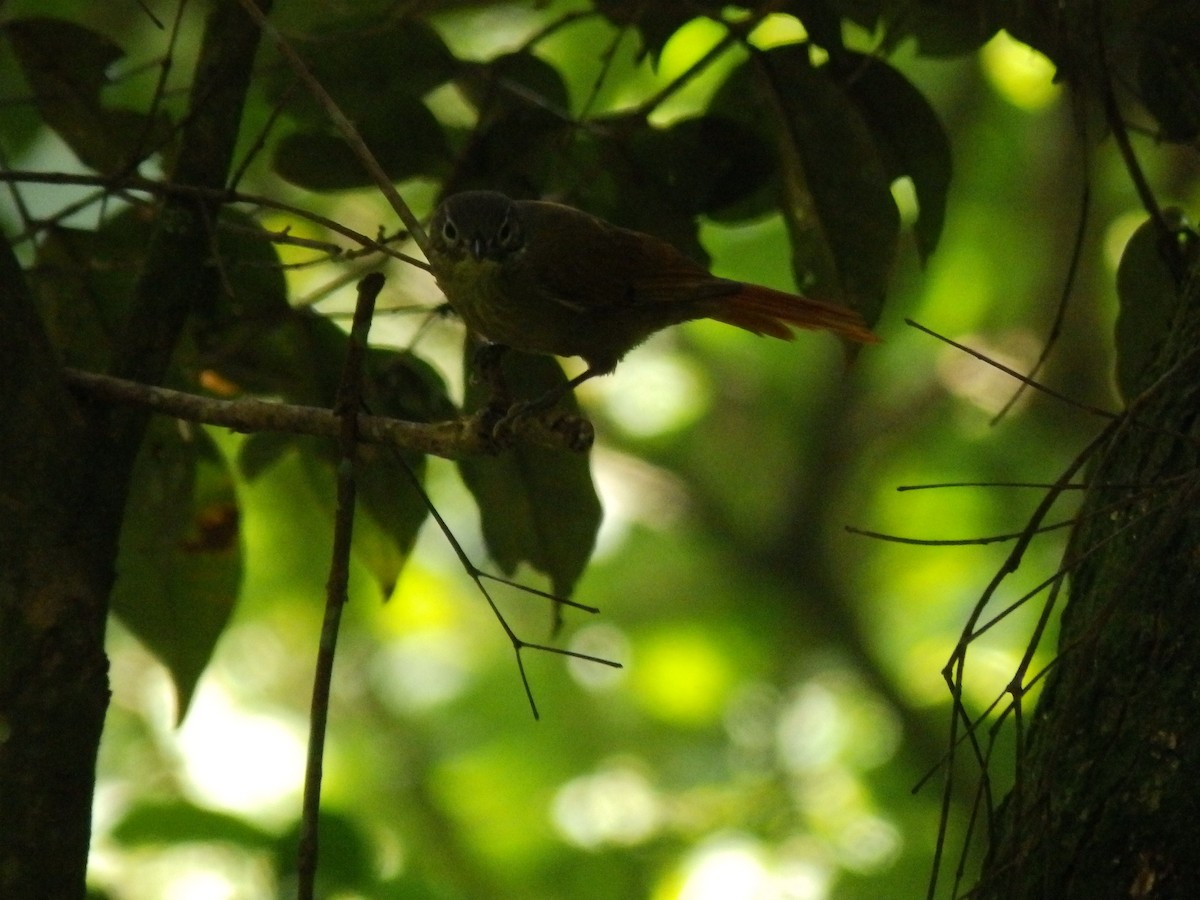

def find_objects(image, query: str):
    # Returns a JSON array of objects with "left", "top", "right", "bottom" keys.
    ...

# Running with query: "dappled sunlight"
[
  {"left": 551, "top": 762, "right": 664, "bottom": 847},
  {"left": 934, "top": 329, "right": 1041, "bottom": 418},
  {"left": 672, "top": 832, "right": 832, "bottom": 900},
  {"left": 178, "top": 681, "right": 307, "bottom": 824},
  {"left": 7, "top": 0, "right": 1173, "bottom": 895},
  {"left": 630, "top": 628, "right": 736, "bottom": 725},
  {"left": 566, "top": 622, "right": 631, "bottom": 689},
  {"left": 593, "top": 347, "right": 712, "bottom": 439}
]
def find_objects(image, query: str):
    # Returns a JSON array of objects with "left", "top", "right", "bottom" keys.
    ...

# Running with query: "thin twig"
[
  {"left": 0, "top": 170, "right": 428, "bottom": 270},
  {"left": 297, "top": 272, "right": 382, "bottom": 900},
  {"left": 390, "top": 455, "right": 619, "bottom": 721},
  {"left": 990, "top": 148, "right": 1091, "bottom": 425},
  {"left": 905, "top": 318, "right": 1121, "bottom": 419},
  {"left": 925, "top": 418, "right": 1118, "bottom": 900},
  {"left": 230, "top": 0, "right": 428, "bottom": 252}
]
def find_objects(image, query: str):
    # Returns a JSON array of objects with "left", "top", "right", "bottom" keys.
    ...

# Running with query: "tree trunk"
[
  {"left": 0, "top": 3, "right": 268, "bottom": 896},
  {"left": 978, "top": 257, "right": 1200, "bottom": 897}
]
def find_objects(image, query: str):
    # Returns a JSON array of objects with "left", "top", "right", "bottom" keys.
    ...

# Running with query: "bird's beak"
[{"left": 470, "top": 237, "right": 485, "bottom": 261}]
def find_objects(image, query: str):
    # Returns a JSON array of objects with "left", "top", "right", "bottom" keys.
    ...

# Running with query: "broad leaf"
[
  {"left": 457, "top": 52, "right": 570, "bottom": 128},
  {"left": 273, "top": 96, "right": 449, "bottom": 190},
  {"left": 635, "top": 115, "right": 777, "bottom": 219},
  {"left": 716, "top": 47, "right": 898, "bottom": 325},
  {"left": 261, "top": 17, "right": 456, "bottom": 124},
  {"left": 274, "top": 811, "right": 376, "bottom": 896},
  {"left": 27, "top": 209, "right": 152, "bottom": 371},
  {"left": 592, "top": 1, "right": 726, "bottom": 63},
  {"left": 237, "top": 342, "right": 452, "bottom": 596},
  {"left": 829, "top": 0, "right": 998, "bottom": 55},
  {"left": 456, "top": 349, "right": 602, "bottom": 627},
  {"left": 30, "top": 206, "right": 290, "bottom": 378},
  {"left": 837, "top": 52, "right": 952, "bottom": 262},
  {"left": 1137, "top": 0, "right": 1200, "bottom": 142},
  {"left": 448, "top": 52, "right": 573, "bottom": 198},
  {"left": 2, "top": 17, "right": 172, "bottom": 173},
  {"left": 111, "top": 421, "right": 242, "bottom": 720},
  {"left": 112, "top": 799, "right": 274, "bottom": 848},
  {"left": 1114, "top": 212, "right": 1190, "bottom": 401}
]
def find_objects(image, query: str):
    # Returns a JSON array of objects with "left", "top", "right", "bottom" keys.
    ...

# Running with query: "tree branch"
[{"left": 61, "top": 368, "right": 593, "bottom": 458}]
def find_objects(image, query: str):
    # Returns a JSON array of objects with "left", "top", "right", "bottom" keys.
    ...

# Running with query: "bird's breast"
[{"left": 437, "top": 255, "right": 581, "bottom": 357}]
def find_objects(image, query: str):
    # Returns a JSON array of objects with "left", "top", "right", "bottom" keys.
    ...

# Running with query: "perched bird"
[{"left": 426, "top": 190, "right": 878, "bottom": 397}]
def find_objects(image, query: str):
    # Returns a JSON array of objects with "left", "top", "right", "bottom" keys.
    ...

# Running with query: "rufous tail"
[{"left": 708, "top": 283, "right": 879, "bottom": 344}]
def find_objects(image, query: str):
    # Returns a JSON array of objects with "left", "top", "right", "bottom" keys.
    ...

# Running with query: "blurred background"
[{"left": 4, "top": 1, "right": 1197, "bottom": 898}]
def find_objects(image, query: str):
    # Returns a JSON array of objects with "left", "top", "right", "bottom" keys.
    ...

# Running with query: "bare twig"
[
  {"left": 905, "top": 318, "right": 1121, "bottom": 420},
  {"left": 297, "top": 273, "right": 382, "bottom": 900},
  {"left": 230, "top": 0, "right": 428, "bottom": 253},
  {"left": 990, "top": 154, "right": 1091, "bottom": 425},
  {"left": 0, "top": 170, "right": 428, "bottom": 270},
  {"left": 390, "top": 456, "right": 619, "bottom": 721}
]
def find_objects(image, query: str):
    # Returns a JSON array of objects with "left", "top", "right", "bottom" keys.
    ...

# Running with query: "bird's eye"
[
  {"left": 497, "top": 220, "right": 514, "bottom": 245},
  {"left": 441, "top": 220, "right": 458, "bottom": 242}
]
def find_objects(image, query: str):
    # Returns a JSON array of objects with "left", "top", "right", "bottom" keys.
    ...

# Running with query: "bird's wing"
[{"left": 519, "top": 201, "right": 731, "bottom": 312}]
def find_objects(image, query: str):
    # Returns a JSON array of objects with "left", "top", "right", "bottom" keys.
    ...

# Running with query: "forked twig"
[{"left": 390, "top": 456, "right": 620, "bottom": 721}]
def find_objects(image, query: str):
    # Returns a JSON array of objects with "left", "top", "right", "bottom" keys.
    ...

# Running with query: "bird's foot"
[{"left": 480, "top": 396, "right": 594, "bottom": 453}]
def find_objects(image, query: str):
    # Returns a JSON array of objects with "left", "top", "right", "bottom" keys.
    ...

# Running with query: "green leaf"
[
  {"left": 263, "top": 15, "right": 455, "bottom": 191},
  {"left": 639, "top": 115, "right": 777, "bottom": 218},
  {"left": 30, "top": 206, "right": 290, "bottom": 377},
  {"left": 456, "top": 349, "right": 602, "bottom": 618},
  {"left": 189, "top": 209, "right": 291, "bottom": 376},
  {"left": 717, "top": 47, "right": 898, "bottom": 325},
  {"left": 592, "top": 1, "right": 725, "bottom": 63},
  {"left": 212, "top": 308, "right": 349, "bottom": 403},
  {"left": 449, "top": 53, "right": 573, "bottom": 197},
  {"left": 274, "top": 811, "right": 376, "bottom": 895},
  {"left": 1114, "top": 212, "right": 1189, "bottom": 401},
  {"left": 836, "top": 52, "right": 952, "bottom": 262},
  {"left": 27, "top": 210, "right": 151, "bottom": 370},
  {"left": 237, "top": 346, "right": 450, "bottom": 595},
  {"left": 2, "top": 17, "right": 172, "bottom": 173},
  {"left": 112, "top": 799, "right": 274, "bottom": 849},
  {"left": 828, "top": 0, "right": 998, "bottom": 55},
  {"left": 111, "top": 421, "right": 242, "bottom": 720},
  {"left": 273, "top": 96, "right": 449, "bottom": 190},
  {"left": 1137, "top": 0, "right": 1200, "bottom": 142},
  {"left": 345, "top": 351, "right": 452, "bottom": 594},
  {"left": 785, "top": 0, "right": 846, "bottom": 52},
  {"left": 262, "top": 17, "right": 456, "bottom": 124},
  {"left": 457, "top": 52, "right": 570, "bottom": 127}
]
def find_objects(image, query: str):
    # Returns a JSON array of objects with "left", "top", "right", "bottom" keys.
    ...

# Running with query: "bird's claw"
[{"left": 478, "top": 399, "right": 594, "bottom": 453}]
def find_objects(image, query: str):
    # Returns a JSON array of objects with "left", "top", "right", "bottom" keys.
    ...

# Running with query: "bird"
[{"left": 426, "top": 190, "right": 879, "bottom": 401}]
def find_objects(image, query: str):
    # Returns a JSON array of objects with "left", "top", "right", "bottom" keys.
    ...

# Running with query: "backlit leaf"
[
  {"left": 1114, "top": 212, "right": 1190, "bottom": 400},
  {"left": 273, "top": 96, "right": 449, "bottom": 190},
  {"left": 715, "top": 47, "right": 897, "bottom": 326},
  {"left": 2, "top": 17, "right": 172, "bottom": 173},
  {"left": 837, "top": 52, "right": 951, "bottom": 262},
  {"left": 112, "top": 799, "right": 274, "bottom": 848},
  {"left": 111, "top": 421, "right": 242, "bottom": 720},
  {"left": 457, "top": 348, "right": 602, "bottom": 627}
]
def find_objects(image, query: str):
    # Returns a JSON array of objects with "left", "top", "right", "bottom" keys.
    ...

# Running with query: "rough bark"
[
  {"left": 0, "top": 3, "right": 269, "bottom": 896},
  {"left": 978, "top": 259, "right": 1200, "bottom": 897}
]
